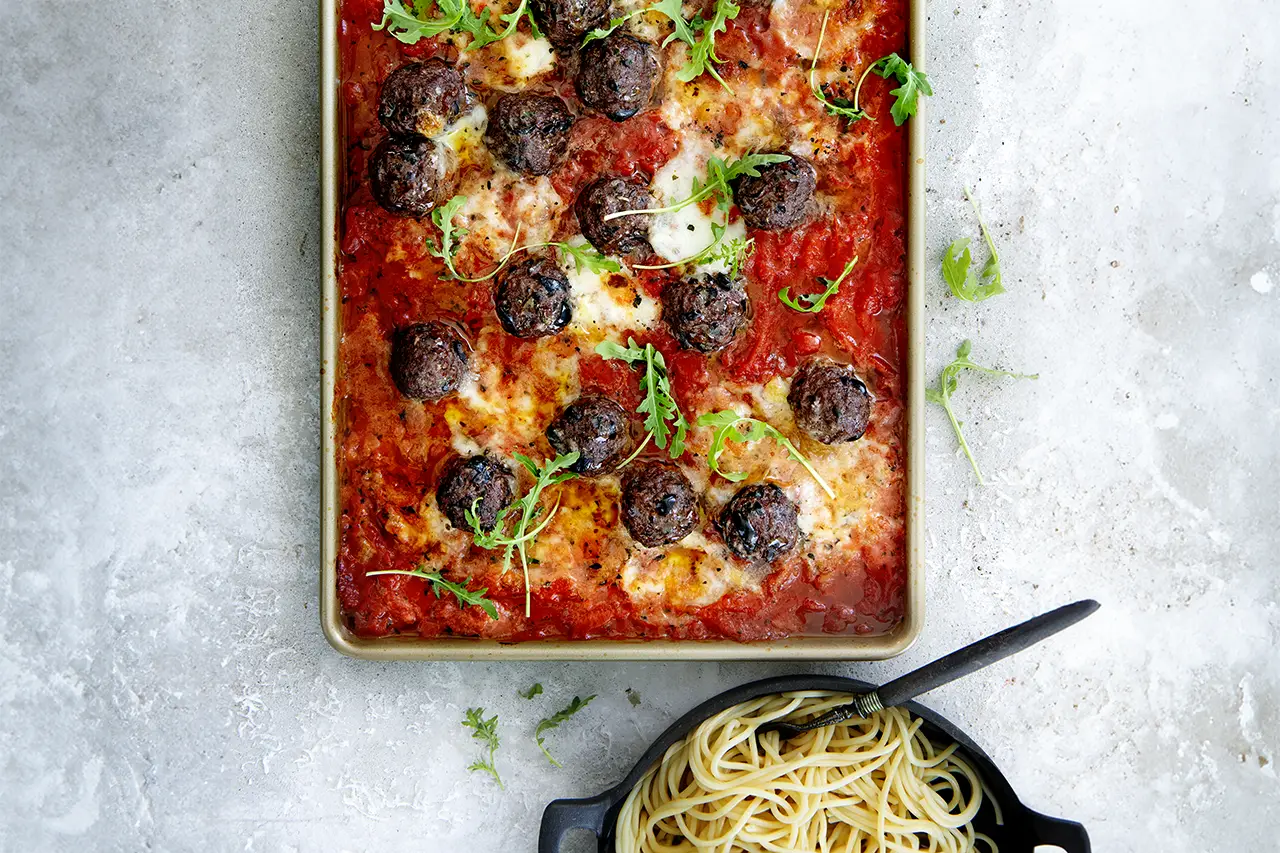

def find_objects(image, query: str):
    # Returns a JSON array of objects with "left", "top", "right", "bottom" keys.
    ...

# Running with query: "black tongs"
[{"left": 758, "top": 599, "right": 1101, "bottom": 740}]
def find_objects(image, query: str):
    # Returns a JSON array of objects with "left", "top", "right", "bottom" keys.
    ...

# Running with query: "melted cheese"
[
  {"left": 502, "top": 33, "right": 556, "bottom": 81},
  {"left": 563, "top": 250, "right": 659, "bottom": 342},
  {"left": 647, "top": 140, "right": 747, "bottom": 274}
]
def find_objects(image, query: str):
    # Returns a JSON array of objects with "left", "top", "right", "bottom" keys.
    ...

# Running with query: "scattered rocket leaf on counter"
[
  {"left": 365, "top": 567, "right": 499, "bottom": 620},
  {"left": 534, "top": 695, "right": 597, "bottom": 767},
  {"left": 942, "top": 188, "right": 1006, "bottom": 302},
  {"left": 519, "top": 683, "right": 544, "bottom": 700},
  {"left": 596, "top": 339, "right": 690, "bottom": 459},
  {"left": 467, "top": 452, "right": 580, "bottom": 618},
  {"left": 462, "top": 707, "right": 503, "bottom": 787},
  {"left": 926, "top": 339, "right": 1038, "bottom": 485},
  {"left": 697, "top": 410, "right": 835, "bottom": 499},
  {"left": 604, "top": 152, "right": 790, "bottom": 222},
  {"left": 778, "top": 256, "right": 858, "bottom": 313}
]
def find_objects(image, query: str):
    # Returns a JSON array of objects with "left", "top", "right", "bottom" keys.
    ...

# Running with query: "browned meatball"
[
  {"left": 529, "top": 0, "right": 610, "bottom": 47},
  {"left": 495, "top": 257, "right": 572, "bottom": 338},
  {"left": 378, "top": 59, "right": 467, "bottom": 137},
  {"left": 437, "top": 454, "right": 516, "bottom": 531},
  {"left": 621, "top": 462, "right": 699, "bottom": 546},
  {"left": 788, "top": 359, "right": 872, "bottom": 443},
  {"left": 546, "top": 396, "right": 632, "bottom": 476},
  {"left": 732, "top": 155, "right": 816, "bottom": 230},
  {"left": 662, "top": 272, "right": 749, "bottom": 353},
  {"left": 715, "top": 484, "right": 800, "bottom": 562},
  {"left": 575, "top": 176, "right": 652, "bottom": 255},
  {"left": 368, "top": 135, "right": 458, "bottom": 218},
  {"left": 389, "top": 322, "right": 469, "bottom": 400},
  {"left": 576, "top": 32, "right": 661, "bottom": 121},
  {"left": 485, "top": 92, "right": 575, "bottom": 175}
]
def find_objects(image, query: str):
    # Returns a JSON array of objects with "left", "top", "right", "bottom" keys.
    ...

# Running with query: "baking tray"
[{"left": 319, "top": 0, "right": 926, "bottom": 660}]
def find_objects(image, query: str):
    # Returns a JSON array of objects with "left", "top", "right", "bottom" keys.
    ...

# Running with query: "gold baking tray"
[{"left": 319, "top": 0, "right": 926, "bottom": 660}]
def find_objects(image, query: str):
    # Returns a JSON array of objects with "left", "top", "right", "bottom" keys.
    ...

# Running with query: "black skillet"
[{"left": 540, "top": 601, "right": 1096, "bottom": 853}]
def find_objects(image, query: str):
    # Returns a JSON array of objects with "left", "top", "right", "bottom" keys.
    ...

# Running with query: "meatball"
[
  {"left": 575, "top": 176, "right": 653, "bottom": 256},
  {"left": 529, "top": 0, "right": 610, "bottom": 47},
  {"left": 576, "top": 33, "right": 661, "bottom": 121},
  {"left": 484, "top": 92, "right": 575, "bottom": 175},
  {"left": 437, "top": 454, "right": 517, "bottom": 532},
  {"left": 378, "top": 59, "right": 467, "bottom": 137},
  {"left": 662, "top": 272, "right": 749, "bottom": 353},
  {"left": 715, "top": 484, "right": 800, "bottom": 563},
  {"left": 546, "top": 396, "right": 632, "bottom": 476},
  {"left": 389, "top": 321, "right": 469, "bottom": 400},
  {"left": 495, "top": 257, "right": 572, "bottom": 338},
  {"left": 732, "top": 155, "right": 817, "bottom": 230},
  {"left": 621, "top": 462, "right": 699, "bottom": 546},
  {"left": 788, "top": 358, "right": 872, "bottom": 443},
  {"left": 368, "top": 135, "right": 458, "bottom": 218}
]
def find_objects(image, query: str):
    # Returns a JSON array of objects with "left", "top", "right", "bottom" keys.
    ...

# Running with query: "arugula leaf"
[
  {"left": 808, "top": 11, "right": 931, "bottom": 126},
  {"left": 778, "top": 255, "right": 858, "bottom": 313},
  {"left": 595, "top": 338, "right": 690, "bottom": 458},
  {"left": 428, "top": 196, "right": 619, "bottom": 281},
  {"left": 365, "top": 566, "right": 500, "bottom": 620},
  {"left": 555, "top": 240, "right": 623, "bottom": 274},
  {"left": 534, "top": 695, "right": 596, "bottom": 767},
  {"left": 461, "top": 707, "right": 503, "bottom": 787},
  {"left": 519, "top": 683, "right": 544, "bottom": 699},
  {"left": 925, "top": 340, "right": 1037, "bottom": 485},
  {"left": 676, "top": 0, "right": 740, "bottom": 91},
  {"left": 875, "top": 53, "right": 933, "bottom": 125},
  {"left": 604, "top": 152, "right": 790, "bottom": 223},
  {"left": 942, "top": 188, "right": 1005, "bottom": 302},
  {"left": 373, "top": 0, "right": 537, "bottom": 49},
  {"left": 696, "top": 410, "right": 834, "bottom": 499},
  {"left": 466, "top": 451, "right": 579, "bottom": 617},
  {"left": 583, "top": 0, "right": 694, "bottom": 46},
  {"left": 426, "top": 195, "right": 472, "bottom": 280}
]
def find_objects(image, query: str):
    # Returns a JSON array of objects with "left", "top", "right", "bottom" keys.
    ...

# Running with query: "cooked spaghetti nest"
[{"left": 615, "top": 691, "right": 998, "bottom": 853}]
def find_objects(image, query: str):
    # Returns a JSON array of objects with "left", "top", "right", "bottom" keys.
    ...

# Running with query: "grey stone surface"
[{"left": 1, "top": 0, "right": 1278, "bottom": 850}]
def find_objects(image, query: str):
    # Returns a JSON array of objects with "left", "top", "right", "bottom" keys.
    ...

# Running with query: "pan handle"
[
  {"left": 539, "top": 794, "right": 613, "bottom": 852},
  {"left": 1027, "top": 810, "right": 1091, "bottom": 853}
]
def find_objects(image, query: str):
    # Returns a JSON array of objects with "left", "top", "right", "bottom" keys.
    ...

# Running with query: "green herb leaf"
[
  {"left": 808, "top": 12, "right": 931, "bottom": 126},
  {"left": 604, "top": 152, "right": 789, "bottom": 223},
  {"left": 462, "top": 708, "right": 503, "bottom": 786},
  {"left": 365, "top": 566, "right": 500, "bottom": 620},
  {"left": 534, "top": 695, "right": 596, "bottom": 767},
  {"left": 925, "top": 339, "right": 1037, "bottom": 484},
  {"left": 466, "top": 451, "right": 580, "bottom": 617},
  {"left": 595, "top": 338, "right": 689, "bottom": 459},
  {"left": 874, "top": 53, "right": 933, "bottom": 125},
  {"left": 426, "top": 194, "right": 471, "bottom": 280},
  {"left": 942, "top": 188, "right": 1005, "bottom": 302},
  {"left": 373, "top": 0, "right": 536, "bottom": 49},
  {"left": 583, "top": 0, "right": 694, "bottom": 46},
  {"left": 697, "top": 410, "right": 834, "bottom": 499},
  {"left": 677, "top": 0, "right": 740, "bottom": 91},
  {"left": 519, "top": 683, "right": 544, "bottom": 699},
  {"left": 556, "top": 240, "right": 622, "bottom": 274},
  {"left": 778, "top": 255, "right": 858, "bottom": 313}
]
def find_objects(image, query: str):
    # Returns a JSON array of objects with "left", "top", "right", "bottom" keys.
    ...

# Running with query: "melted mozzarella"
[
  {"left": 563, "top": 248, "right": 659, "bottom": 341},
  {"left": 503, "top": 33, "right": 556, "bottom": 81},
  {"left": 647, "top": 141, "right": 746, "bottom": 274},
  {"left": 440, "top": 104, "right": 488, "bottom": 166}
]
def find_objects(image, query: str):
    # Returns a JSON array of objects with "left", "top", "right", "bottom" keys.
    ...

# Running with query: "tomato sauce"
[{"left": 335, "top": 0, "right": 909, "bottom": 642}]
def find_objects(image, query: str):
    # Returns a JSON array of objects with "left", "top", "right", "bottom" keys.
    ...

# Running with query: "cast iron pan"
[{"left": 539, "top": 674, "right": 1091, "bottom": 852}]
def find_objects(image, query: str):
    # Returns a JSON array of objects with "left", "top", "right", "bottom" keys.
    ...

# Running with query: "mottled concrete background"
[{"left": 1, "top": 0, "right": 1277, "bottom": 850}]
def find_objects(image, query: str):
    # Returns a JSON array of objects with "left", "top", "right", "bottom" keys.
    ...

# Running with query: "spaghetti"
[{"left": 615, "top": 692, "right": 998, "bottom": 853}]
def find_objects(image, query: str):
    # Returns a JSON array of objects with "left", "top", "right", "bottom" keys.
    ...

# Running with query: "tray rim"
[{"left": 318, "top": 0, "right": 926, "bottom": 661}]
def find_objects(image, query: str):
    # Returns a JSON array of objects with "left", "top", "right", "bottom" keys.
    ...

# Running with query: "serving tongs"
[{"left": 757, "top": 599, "right": 1100, "bottom": 740}]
